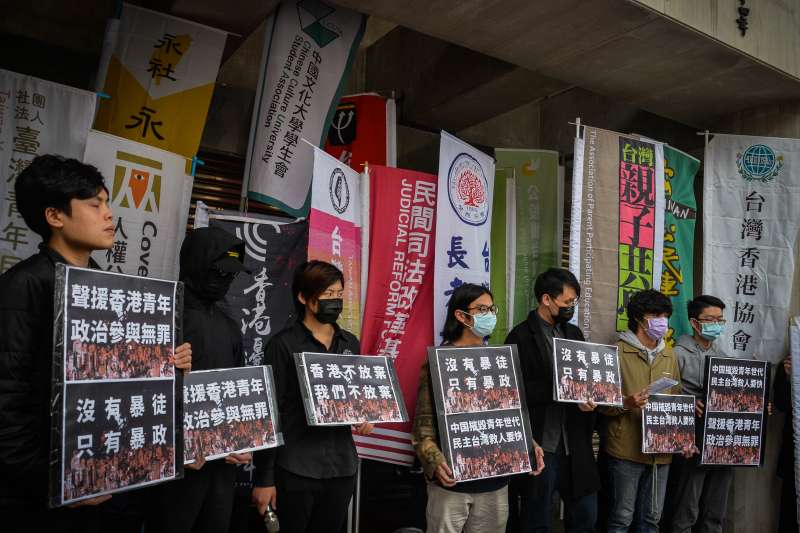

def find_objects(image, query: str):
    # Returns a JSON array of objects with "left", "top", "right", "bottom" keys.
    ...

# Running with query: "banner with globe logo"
[{"left": 703, "top": 134, "right": 800, "bottom": 363}]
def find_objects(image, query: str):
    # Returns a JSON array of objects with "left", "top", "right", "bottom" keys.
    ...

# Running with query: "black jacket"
[
  {"left": 505, "top": 311, "right": 601, "bottom": 499},
  {"left": 0, "top": 245, "right": 97, "bottom": 508},
  {"left": 775, "top": 363, "right": 793, "bottom": 478}
]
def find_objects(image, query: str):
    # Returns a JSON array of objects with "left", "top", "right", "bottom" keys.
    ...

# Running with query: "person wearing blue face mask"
[{"left": 661, "top": 295, "right": 731, "bottom": 533}]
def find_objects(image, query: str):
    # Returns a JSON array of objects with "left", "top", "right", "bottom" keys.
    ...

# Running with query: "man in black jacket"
[
  {"left": 0, "top": 155, "right": 192, "bottom": 532},
  {"left": 147, "top": 227, "right": 252, "bottom": 533},
  {"left": 506, "top": 268, "right": 600, "bottom": 533}
]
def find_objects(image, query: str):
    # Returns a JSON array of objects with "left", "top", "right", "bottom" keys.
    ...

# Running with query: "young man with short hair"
[{"left": 0, "top": 155, "right": 191, "bottom": 532}]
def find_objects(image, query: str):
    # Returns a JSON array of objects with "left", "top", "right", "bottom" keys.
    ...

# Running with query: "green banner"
[
  {"left": 661, "top": 146, "right": 700, "bottom": 346},
  {"left": 489, "top": 169, "right": 510, "bottom": 344}
]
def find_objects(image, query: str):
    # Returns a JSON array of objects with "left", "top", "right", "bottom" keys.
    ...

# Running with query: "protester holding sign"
[
  {"left": 600, "top": 289, "right": 691, "bottom": 533},
  {"left": 413, "top": 283, "right": 544, "bottom": 533},
  {"left": 775, "top": 356, "right": 797, "bottom": 533},
  {"left": 251, "top": 261, "right": 373, "bottom": 533},
  {"left": 504, "top": 268, "right": 600, "bottom": 533},
  {"left": 147, "top": 227, "right": 252, "bottom": 533},
  {"left": 0, "top": 155, "right": 191, "bottom": 532}
]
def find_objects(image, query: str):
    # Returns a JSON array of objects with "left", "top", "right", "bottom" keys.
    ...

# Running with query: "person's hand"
[
  {"left": 624, "top": 388, "right": 649, "bottom": 410},
  {"left": 225, "top": 452, "right": 252, "bottom": 465},
  {"left": 172, "top": 343, "right": 192, "bottom": 371},
  {"left": 353, "top": 422, "right": 374, "bottom": 435},
  {"left": 434, "top": 462, "right": 456, "bottom": 487},
  {"left": 785, "top": 356, "right": 791, "bottom": 377},
  {"left": 252, "top": 486, "right": 277, "bottom": 515},
  {"left": 185, "top": 455, "right": 206, "bottom": 470},
  {"left": 682, "top": 444, "right": 699, "bottom": 459},
  {"left": 531, "top": 445, "right": 545, "bottom": 476},
  {"left": 578, "top": 399, "right": 597, "bottom": 412},
  {"left": 695, "top": 399, "right": 704, "bottom": 418},
  {"left": 68, "top": 495, "right": 111, "bottom": 508}
]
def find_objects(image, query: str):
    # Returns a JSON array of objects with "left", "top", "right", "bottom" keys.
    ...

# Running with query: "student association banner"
[
  {"left": 84, "top": 130, "right": 194, "bottom": 281},
  {"left": 428, "top": 345, "right": 533, "bottom": 482},
  {"left": 325, "top": 93, "right": 397, "bottom": 169},
  {"left": 0, "top": 69, "right": 96, "bottom": 272},
  {"left": 434, "top": 132, "right": 495, "bottom": 343},
  {"left": 94, "top": 3, "right": 226, "bottom": 157},
  {"left": 51, "top": 266, "right": 183, "bottom": 506},
  {"left": 359, "top": 165, "right": 437, "bottom": 465},
  {"left": 703, "top": 134, "right": 800, "bottom": 362},
  {"left": 569, "top": 127, "right": 665, "bottom": 343},
  {"left": 245, "top": 0, "right": 366, "bottom": 217}
]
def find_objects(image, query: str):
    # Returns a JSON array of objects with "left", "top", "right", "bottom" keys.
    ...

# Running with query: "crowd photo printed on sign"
[
  {"left": 641, "top": 394, "right": 695, "bottom": 454},
  {"left": 553, "top": 338, "right": 623, "bottom": 406}
]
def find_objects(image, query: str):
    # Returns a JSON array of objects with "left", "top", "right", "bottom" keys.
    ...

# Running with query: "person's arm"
[
  {"left": 774, "top": 357, "right": 790, "bottom": 414},
  {"left": 411, "top": 361, "right": 454, "bottom": 487},
  {"left": 505, "top": 329, "right": 551, "bottom": 407}
]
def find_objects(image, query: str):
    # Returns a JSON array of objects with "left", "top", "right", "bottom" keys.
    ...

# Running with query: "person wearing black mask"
[
  {"left": 251, "top": 260, "right": 373, "bottom": 533},
  {"left": 146, "top": 227, "right": 251, "bottom": 533},
  {"left": 505, "top": 268, "right": 600, "bottom": 533}
]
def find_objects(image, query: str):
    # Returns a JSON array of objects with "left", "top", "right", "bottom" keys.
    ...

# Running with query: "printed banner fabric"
[
  {"left": 553, "top": 338, "right": 622, "bottom": 406},
  {"left": 324, "top": 93, "right": 397, "bottom": 169},
  {"left": 661, "top": 147, "right": 699, "bottom": 346},
  {"left": 309, "top": 146, "right": 361, "bottom": 336},
  {"left": 434, "top": 132, "right": 495, "bottom": 343},
  {"left": 94, "top": 3, "right": 226, "bottom": 157},
  {"left": 568, "top": 127, "right": 664, "bottom": 343},
  {"left": 488, "top": 169, "right": 510, "bottom": 344},
  {"left": 245, "top": 0, "right": 366, "bottom": 216},
  {"left": 791, "top": 316, "right": 800, "bottom": 523},
  {"left": 51, "top": 266, "right": 183, "bottom": 506},
  {"left": 358, "top": 165, "right": 437, "bottom": 465},
  {"left": 0, "top": 69, "right": 97, "bottom": 272},
  {"left": 85, "top": 130, "right": 194, "bottom": 281},
  {"left": 641, "top": 394, "right": 695, "bottom": 454},
  {"left": 703, "top": 134, "right": 800, "bottom": 362}
]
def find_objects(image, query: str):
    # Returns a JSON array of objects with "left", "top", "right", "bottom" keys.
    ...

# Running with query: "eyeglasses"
[
  {"left": 468, "top": 304, "right": 498, "bottom": 314},
  {"left": 695, "top": 317, "right": 726, "bottom": 324}
]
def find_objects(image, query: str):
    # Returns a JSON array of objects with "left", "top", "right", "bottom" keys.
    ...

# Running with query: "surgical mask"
[
  {"left": 554, "top": 304, "right": 575, "bottom": 324},
  {"left": 470, "top": 312, "right": 497, "bottom": 338},
  {"left": 700, "top": 322, "right": 724, "bottom": 340},
  {"left": 194, "top": 269, "right": 235, "bottom": 301},
  {"left": 646, "top": 317, "right": 669, "bottom": 341},
  {"left": 314, "top": 298, "right": 343, "bottom": 324}
]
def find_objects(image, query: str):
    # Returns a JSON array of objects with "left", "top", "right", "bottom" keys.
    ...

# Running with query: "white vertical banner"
[
  {"left": 568, "top": 134, "right": 585, "bottom": 326},
  {"left": 245, "top": 0, "right": 366, "bottom": 217},
  {"left": 433, "top": 131, "right": 495, "bottom": 342},
  {"left": 703, "top": 134, "right": 800, "bottom": 362},
  {"left": 0, "top": 69, "right": 97, "bottom": 272},
  {"left": 84, "top": 130, "right": 194, "bottom": 280}
]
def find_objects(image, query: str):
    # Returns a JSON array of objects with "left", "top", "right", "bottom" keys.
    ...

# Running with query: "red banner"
[
  {"left": 325, "top": 94, "right": 391, "bottom": 170},
  {"left": 355, "top": 165, "right": 437, "bottom": 465}
]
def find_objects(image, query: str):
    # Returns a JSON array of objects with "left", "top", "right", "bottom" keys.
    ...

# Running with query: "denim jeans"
[
  {"left": 607, "top": 456, "right": 669, "bottom": 533},
  {"left": 519, "top": 451, "right": 597, "bottom": 533}
]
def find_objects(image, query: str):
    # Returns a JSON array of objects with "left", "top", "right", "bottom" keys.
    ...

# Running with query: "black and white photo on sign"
[
  {"left": 641, "top": 394, "right": 695, "bottom": 454},
  {"left": 552, "top": 338, "right": 623, "bottom": 406},
  {"left": 429, "top": 345, "right": 534, "bottom": 483},
  {"left": 295, "top": 352, "right": 407, "bottom": 426},
  {"left": 183, "top": 366, "right": 281, "bottom": 463}
]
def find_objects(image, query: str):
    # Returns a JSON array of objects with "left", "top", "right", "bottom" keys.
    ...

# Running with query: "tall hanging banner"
[
  {"left": 0, "top": 69, "right": 96, "bottom": 272},
  {"left": 568, "top": 127, "right": 664, "bottom": 343},
  {"left": 359, "top": 165, "right": 437, "bottom": 465},
  {"left": 488, "top": 168, "right": 510, "bottom": 344},
  {"left": 84, "top": 130, "right": 194, "bottom": 280},
  {"left": 246, "top": 0, "right": 366, "bottom": 217},
  {"left": 703, "top": 134, "right": 800, "bottom": 362},
  {"left": 661, "top": 146, "right": 699, "bottom": 345},
  {"left": 309, "top": 146, "right": 361, "bottom": 336},
  {"left": 434, "top": 132, "right": 495, "bottom": 342},
  {"left": 324, "top": 93, "right": 397, "bottom": 169},
  {"left": 94, "top": 3, "right": 226, "bottom": 157}
]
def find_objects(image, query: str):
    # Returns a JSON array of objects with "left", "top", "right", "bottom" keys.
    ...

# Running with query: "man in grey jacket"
[{"left": 662, "top": 295, "right": 730, "bottom": 533}]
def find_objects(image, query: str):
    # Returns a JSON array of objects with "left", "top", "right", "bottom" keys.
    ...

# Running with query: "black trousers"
[
  {"left": 2, "top": 495, "right": 144, "bottom": 533},
  {"left": 275, "top": 467, "right": 356, "bottom": 533},
  {"left": 779, "top": 472, "right": 799, "bottom": 533},
  {"left": 146, "top": 460, "right": 237, "bottom": 533}
]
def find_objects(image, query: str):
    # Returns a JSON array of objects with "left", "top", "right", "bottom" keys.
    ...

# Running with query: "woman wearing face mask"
[
  {"left": 412, "top": 283, "right": 545, "bottom": 533},
  {"left": 251, "top": 261, "right": 373, "bottom": 533}
]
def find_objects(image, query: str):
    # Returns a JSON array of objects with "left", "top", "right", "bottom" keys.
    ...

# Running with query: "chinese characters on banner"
[
  {"left": 84, "top": 130, "right": 194, "bottom": 280},
  {"left": 701, "top": 357, "right": 769, "bottom": 466},
  {"left": 641, "top": 394, "right": 695, "bottom": 454},
  {"left": 0, "top": 69, "right": 96, "bottom": 273},
  {"left": 428, "top": 345, "right": 534, "bottom": 482},
  {"left": 358, "top": 165, "right": 437, "bottom": 465},
  {"left": 93, "top": 3, "right": 227, "bottom": 157},
  {"left": 183, "top": 366, "right": 282, "bottom": 463},
  {"left": 207, "top": 215, "right": 308, "bottom": 366},
  {"left": 434, "top": 132, "right": 495, "bottom": 343},
  {"left": 308, "top": 146, "right": 362, "bottom": 335},
  {"left": 51, "top": 266, "right": 182, "bottom": 506},
  {"left": 703, "top": 134, "right": 800, "bottom": 362},
  {"left": 324, "top": 93, "right": 397, "bottom": 169},
  {"left": 294, "top": 352, "right": 407, "bottom": 426},
  {"left": 553, "top": 338, "right": 623, "bottom": 406},
  {"left": 246, "top": 0, "right": 365, "bottom": 217}
]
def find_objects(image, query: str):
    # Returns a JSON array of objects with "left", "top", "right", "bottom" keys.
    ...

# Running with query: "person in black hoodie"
[
  {"left": 505, "top": 268, "right": 600, "bottom": 533},
  {"left": 0, "top": 155, "right": 192, "bottom": 532},
  {"left": 775, "top": 355, "right": 797, "bottom": 533},
  {"left": 147, "top": 227, "right": 251, "bottom": 533}
]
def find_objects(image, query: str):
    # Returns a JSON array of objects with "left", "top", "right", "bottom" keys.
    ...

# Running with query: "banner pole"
[{"left": 354, "top": 459, "right": 362, "bottom": 533}]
